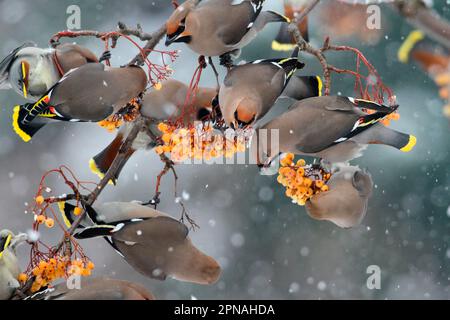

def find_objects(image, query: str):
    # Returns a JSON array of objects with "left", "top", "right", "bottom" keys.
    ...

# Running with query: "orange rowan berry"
[
  {"left": 18, "top": 273, "right": 28, "bottom": 283},
  {"left": 303, "top": 178, "right": 312, "bottom": 188},
  {"left": 315, "top": 180, "right": 324, "bottom": 188},
  {"left": 45, "top": 218, "right": 55, "bottom": 228},
  {"left": 74, "top": 206, "right": 82, "bottom": 216},
  {"left": 35, "top": 195, "right": 44, "bottom": 205},
  {"left": 36, "top": 215, "right": 46, "bottom": 224},
  {"left": 321, "top": 185, "right": 329, "bottom": 192},
  {"left": 296, "top": 159, "right": 306, "bottom": 167},
  {"left": 86, "top": 261, "right": 95, "bottom": 270}
]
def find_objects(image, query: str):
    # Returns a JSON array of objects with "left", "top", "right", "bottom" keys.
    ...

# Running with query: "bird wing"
[
  {"left": 217, "top": 0, "right": 263, "bottom": 46},
  {"left": 112, "top": 216, "right": 189, "bottom": 246}
]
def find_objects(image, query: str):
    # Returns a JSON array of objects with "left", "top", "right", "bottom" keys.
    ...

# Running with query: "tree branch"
[{"left": 392, "top": 0, "right": 450, "bottom": 50}]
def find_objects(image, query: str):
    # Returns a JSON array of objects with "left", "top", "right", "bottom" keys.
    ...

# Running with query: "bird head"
[
  {"left": 8, "top": 47, "right": 52, "bottom": 100},
  {"left": 0, "top": 42, "right": 36, "bottom": 91},
  {"left": 232, "top": 97, "right": 260, "bottom": 129},
  {"left": 0, "top": 230, "right": 13, "bottom": 259},
  {"left": 165, "top": 1, "right": 196, "bottom": 46}
]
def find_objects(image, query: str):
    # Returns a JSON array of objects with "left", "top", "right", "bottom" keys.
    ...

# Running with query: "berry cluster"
[
  {"left": 19, "top": 257, "right": 95, "bottom": 293},
  {"left": 155, "top": 122, "right": 248, "bottom": 162},
  {"left": 277, "top": 153, "right": 331, "bottom": 206}
]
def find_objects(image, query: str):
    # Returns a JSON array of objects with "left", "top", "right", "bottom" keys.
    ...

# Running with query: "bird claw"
[
  {"left": 219, "top": 53, "right": 234, "bottom": 69},
  {"left": 143, "top": 193, "right": 161, "bottom": 209},
  {"left": 99, "top": 50, "right": 112, "bottom": 63}
]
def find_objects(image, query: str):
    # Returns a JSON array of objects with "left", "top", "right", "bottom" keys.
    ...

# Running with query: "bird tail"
[
  {"left": 366, "top": 125, "right": 417, "bottom": 152},
  {"left": 272, "top": 3, "right": 309, "bottom": 51},
  {"left": 90, "top": 131, "right": 136, "bottom": 185},
  {"left": 282, "top": 75, "right": 323, "bottom": 100},
  {"left": 57, "top": 202, "right": 86, "bottom": 229},
  {"left": 398, "top": 30, "right": 425, "bottom": 64},
  {"left": 12, "top": 104, "right": 48, "bottom": 142}
]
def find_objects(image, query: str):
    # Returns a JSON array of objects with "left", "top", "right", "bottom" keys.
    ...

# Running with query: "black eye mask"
[
  {"left": 0, "top": 234, "right": 12, "bottom": 256},
  {"left": 0, "top": 42, "right": 35, "bottom": 88}
]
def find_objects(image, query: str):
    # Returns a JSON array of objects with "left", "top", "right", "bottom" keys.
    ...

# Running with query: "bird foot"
[
  {"left": 219, "top": 53, "right": 234, "bottom": 69},
  {"left": 99, "top": 50, "right": 112, "bottom": 63}
]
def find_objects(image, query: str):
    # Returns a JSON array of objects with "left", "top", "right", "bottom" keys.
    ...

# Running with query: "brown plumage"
[{"left": 306, "top": 166, "right": 373, "bottom": 228}]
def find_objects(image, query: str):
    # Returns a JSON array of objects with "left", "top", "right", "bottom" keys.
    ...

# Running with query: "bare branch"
[{"left": 392, "top": 0, "right": 450, "bottom": 50}]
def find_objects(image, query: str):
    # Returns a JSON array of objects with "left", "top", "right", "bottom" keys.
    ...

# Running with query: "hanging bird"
[
  {"left": 11, "top": 63, "right": 147, "bottom": 142},
  {"left": 89, "top": 79, "right": 217, "bottom": 183},
  {"left": 0, "top": 42, "right": 106, "bottom": 101},
  {"left": 251, "top": 96, "right": 417, "bottom": 167},
  {"left": 272, "top": 0, "right": 310, "bottom": 52},
  {"left": 25, "top": 277, "right": 155, "bottom": 300},
  {"left": 165, "top": 0, "right": 290, "bottom": 61},
  {"left": 58, "top": 201, "right": 221, "bottom": 285},
  {"left": 306, "top": 166, "right": 373, "bottom": 228},
  {"left": 0, "top": 230, "right": 27, "bottom": 300},
  {"left": 218, "top": 48, "right": 320, "bottom": 129}
]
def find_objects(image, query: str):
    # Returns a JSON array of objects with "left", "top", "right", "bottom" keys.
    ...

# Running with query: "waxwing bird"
[
  {"left": 0, "top": 42, "right": 101, "bottom": 100},
  {"left": 219, "top": 48, "right": 309, "bottom": 129},
  {"left": 12, "top": 63, "right": 147, "bottom": 142},
  {"left": 89, "top": 79, "right": 217, "bottom": 183},
  {"left": 306, "top": 166, "right": 373, "bottom": 228},
  {"left": 281, "top": 75, "right": 323, "bottom": 101},
  {"left": 251, "top": 96, "right": 417, "bottom": 166},
  {"left": 59, "top": 202, "right": 221, "bottom": 285},
  {"left": 0, "top": 230, "right": 28, "bottom": 300},
  {"left": 165, "top": 0, "right": 290, "bottom": 58},
  {"left": 398, "top": 30, "right": 449, "bottom": 74},
  {"left": 398, "top": 30, "right": 450, "bottom": 102},
  {"left": 26, "top": 277, "right": 155, "bottom": 300},
  {"left": 272, "top": 0, "right": 310, "bottom": 52}
]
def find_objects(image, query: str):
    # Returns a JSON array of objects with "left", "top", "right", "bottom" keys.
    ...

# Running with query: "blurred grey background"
[{"left": 0, "top": 0, "right": 449, "bottom": 299}]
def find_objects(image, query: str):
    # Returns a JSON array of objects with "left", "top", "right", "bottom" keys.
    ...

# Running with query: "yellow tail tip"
[
  {"left": 58, "top": 201, "right": 72, "bottom": 229},
  {"left": 316, "top": 76, "right": 323, "bottom": 96},
  {"left": 398, "top": 30, "right": 425, "bottom": 64},
  {"left": 401, "top": 135, "right": 417, "bottom": 152},
  {"left": 12, "top": 106, "right": 31, "bottom": 142},
  {"left": 89, "top": 158, "right": 115, "bottom": 185},
  {"left": 89, "top": 158, "right": 105, "bottom": 179},
  {"left": 271, "top": 40, "right": 296, "bottom": 52}
]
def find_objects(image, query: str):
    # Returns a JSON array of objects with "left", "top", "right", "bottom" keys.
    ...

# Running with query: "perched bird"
[
  {"left": 0, "top": 230, "right": 27, "bottom": 300},
  {"left": 59, "top": 201, "right": 221, "bottom": 285},
  {"left": 251, "top": 96, "right": 417, "bottom": 166},
  {"left": 165, "top": 0, "right": 290, "bottom": 59},
  {"left": 272, "top": 0, "right": 310, "bottom": 51},
  {"left": 219, "top": 48, "right": 319, "bottom": 129},
  {"left": 306, "top": 166, "right": 373, "bottom": 228},
  {"left": 26, "top": 277, "right": 155, "bottom": 300},
  {"left": 12, "top": 63, "right": 147, "bottom": 142},
  {"left": 90, "top": 79, "right": 217, "bottom": 183},
  {"left": 0, "top": 42, "right": 104, "bottom": 100}
]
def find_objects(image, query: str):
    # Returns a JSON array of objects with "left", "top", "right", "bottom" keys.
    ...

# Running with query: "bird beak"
[
  {"left": 21, "top": 61, "right": 29, "bottom": 99},
  {"left": 165, "top": 28, "right": 192, "bottom": 46}
]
